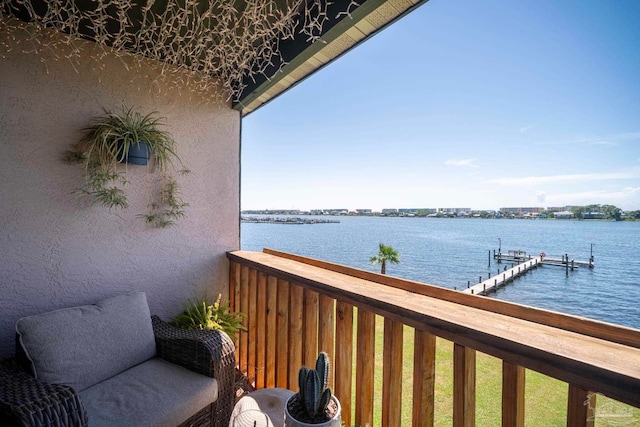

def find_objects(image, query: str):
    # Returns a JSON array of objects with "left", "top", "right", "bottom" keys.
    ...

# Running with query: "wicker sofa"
[{"left": 0, "top": 292, "right": 235, "bottom": 427}]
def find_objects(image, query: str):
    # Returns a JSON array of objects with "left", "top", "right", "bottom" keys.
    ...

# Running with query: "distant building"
[
  {"left": 241, "top": 209, "right": 301, "bottom": 215},
  {"left": 399, "top": 208, "right": 436, "bottom": 214},
  {"left": 471, "top": 210, "right": 496, "bottom": 218},
  {"left": 584, "top": 212, "right": 605, "bottom": 219},
  {"left": 356, "top": 209, "right": 372, "bottom": 215},
  {"left": 500, "top": 207, "right": 545, "bottom": 216},
  {"left": 381, "top": 209, "right": 398, "bottom": 214},
  {"left": 555, "top": 211, "right": 574, "bottom": 219},
  {"left": 438, "top": 208, "right": 471, "bottom": 215}
]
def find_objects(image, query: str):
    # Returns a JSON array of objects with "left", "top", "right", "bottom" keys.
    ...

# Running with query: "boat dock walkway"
[
  {"left": 462, "top": 256, "right": 542, "bottom": 296},
  {"left": 495, "top": 251, "right": 594, "bottom": 269},
  {"left": 461, "top": 248, "right": 595, "bottom": 296}
]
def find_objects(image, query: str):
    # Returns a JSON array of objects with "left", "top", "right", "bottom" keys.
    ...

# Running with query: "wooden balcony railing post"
[
  {"left": 335, "top": 301, "right": 354, "bottom": 427},
  {"left": 229, "top": 261, "right": 239, "bottom": 316},
  {"left": 288, "top": 283, "right": 304, "bottom": 390},
  {"left": 303, "top": 288, "right": 319, "bottom": 368},
  {"left": 248, "top": 268, "right": 258, "bottom": 385},
  {"left": 567, "top": 385, "right": 594, "bottom": 427},
  {"left": 266, "top": 276, "right": 278, "bottom": 388},
  {"left": 318, "top": 294, "right": 335, "bottom": 388},
  {"left": 276, "top": 279, "right": 290, "bottom": 389},
  {"left": 502, "top": 361, "right": 525, "bottom": 427},
  {"left": 256, "top": 271, "right": 267, "bottom": 388},
  {"left": 586, "top": 392, "right": 596, "bottom": 427},
  {"left": 413, "top": 330, "right": 436, "bottom": 427},
  {"left": 229, "top": 261, "right": 240, "bottom": 366},
  {"left": 239, "top": 265, "right": 249, "bottom": 375},
  {"left": 382, "top": 318, "right": 404, "bottom": 427},
  {"left": 453, "top": 344, "right": 476, "bottom": 427},
  {"left": 356, "top": 309, "right": 375, "bottom": 427}
]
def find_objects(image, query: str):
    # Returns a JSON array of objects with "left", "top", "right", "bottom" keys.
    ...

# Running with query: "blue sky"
[{"left": 241, "top": 0, "right": 640, "bottom": 212}]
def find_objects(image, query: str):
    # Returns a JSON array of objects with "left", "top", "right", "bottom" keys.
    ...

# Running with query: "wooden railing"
[{"left": 227, "top": 249, "right": 640, "bottom": 427}]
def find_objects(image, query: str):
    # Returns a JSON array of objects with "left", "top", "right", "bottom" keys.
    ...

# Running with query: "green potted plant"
[
  {"left": 65, "top": 105, "right": 189, "bottom": 228},
  {"left": 170, "top": 294, "right": 245, "bottom": 338},
  {"left": 285, "top": 352, "right": 341, "bottom": 427}
]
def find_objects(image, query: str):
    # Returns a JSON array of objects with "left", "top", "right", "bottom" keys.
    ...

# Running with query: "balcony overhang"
[
  {"left": 0, "top": 0, "right": 429, "bottom": 116},
  {"left": 234, "top": 0, "right": 429, "bottom": 116}
]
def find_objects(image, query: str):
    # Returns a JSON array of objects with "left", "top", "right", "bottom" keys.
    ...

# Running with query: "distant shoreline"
[
  {"left": 241, "top": 212, "right": 637, "bottom": 221},
  {"left": 241, "top": 216, "right": 340, "bottom": 225}
]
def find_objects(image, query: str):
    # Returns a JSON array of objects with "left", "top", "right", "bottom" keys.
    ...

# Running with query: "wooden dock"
[
  {"left": 495, "top": 250, "right": 594, "bottom": 269},
  {"left": 462, "top": 248, "right": 595, "bottom": 296},
  {"left": 538, "top": 257, "right": 593, "bottom": 268},
  {"left": 462, "top": 257, "right": 542, "bottom": 296}
]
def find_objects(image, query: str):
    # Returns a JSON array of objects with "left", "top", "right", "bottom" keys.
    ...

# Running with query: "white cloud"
[
  {"left": 445, "top": 158, "right": 476, "bottom": 167},
  {"left": 545, "top": 187, "right": 640, "bottom": 210},
  {"left": 536, "top": 191, "right": 546, "bottom": 204},
  {"left": 589, "top": 140, "right": 617, "bottom": 146},
  {"left": 486, "top": 169, "right": 640, "bottom": 186},
  {"left": 518, "top": 125, "right": 533, "bottom": 133},
  {"left": 535, "top": 132, "right": 640, "bottom": 146},
  {"left": 624, "top": 186, "right": 640, "bottom": 194}
]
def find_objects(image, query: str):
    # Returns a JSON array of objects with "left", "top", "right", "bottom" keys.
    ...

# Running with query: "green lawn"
[{"left": 346, "top": 315, "right": 639, "bottom": 426}]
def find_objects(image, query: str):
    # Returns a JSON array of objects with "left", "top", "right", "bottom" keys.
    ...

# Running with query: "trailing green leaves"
[
  {"left": 137, "top": 175, "right": 189, "bottom": 228},
  {"left": 65, "top": 105, "right": 188, "bottom": 227}
]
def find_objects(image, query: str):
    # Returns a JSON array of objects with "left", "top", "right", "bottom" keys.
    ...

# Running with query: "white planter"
[{"left": 284, "top": 395, "right": 342, "bottom": 427}]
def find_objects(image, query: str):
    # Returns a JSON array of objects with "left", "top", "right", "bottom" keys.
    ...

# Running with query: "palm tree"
[{"left": 370, "top": 243, "right": 400, "bottom": 275}]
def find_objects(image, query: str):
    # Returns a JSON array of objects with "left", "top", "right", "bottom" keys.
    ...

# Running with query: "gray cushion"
[
  {"left": 79, "top": 357, "right": 218, "bottom": 427},
  {"left": 16, "top": 292, "right": 157, "bottom": 391}
]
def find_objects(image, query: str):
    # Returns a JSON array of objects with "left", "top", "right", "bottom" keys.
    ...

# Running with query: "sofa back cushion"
[{"left": 15, "top": 292, "right": 157, "bottom": 391}]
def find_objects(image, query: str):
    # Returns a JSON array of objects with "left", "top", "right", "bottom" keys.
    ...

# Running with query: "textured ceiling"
[{"left": 0, "top": 0, "right": 428, "bottom": 114}]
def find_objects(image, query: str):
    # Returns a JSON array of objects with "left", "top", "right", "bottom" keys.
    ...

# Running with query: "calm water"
[{"left": 241, "top": 217, "right": 640, "bottom": 330}]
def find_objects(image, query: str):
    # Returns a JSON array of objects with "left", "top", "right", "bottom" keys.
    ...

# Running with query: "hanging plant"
[{"left": 65, "top": 105, "right": 189, "bottom": 228}]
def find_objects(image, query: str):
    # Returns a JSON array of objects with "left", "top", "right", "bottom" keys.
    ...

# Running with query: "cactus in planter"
[
  {"left": 285, "top": 352, "right": 341, "bottom": 426},
  {"left": 298, "top": 353, "right": 332, "bottom": 417}
]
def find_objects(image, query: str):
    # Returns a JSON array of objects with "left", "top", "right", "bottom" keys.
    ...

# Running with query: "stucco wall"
[{"left": 0, "top": 21, "right": 240, "bottom": 358}]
